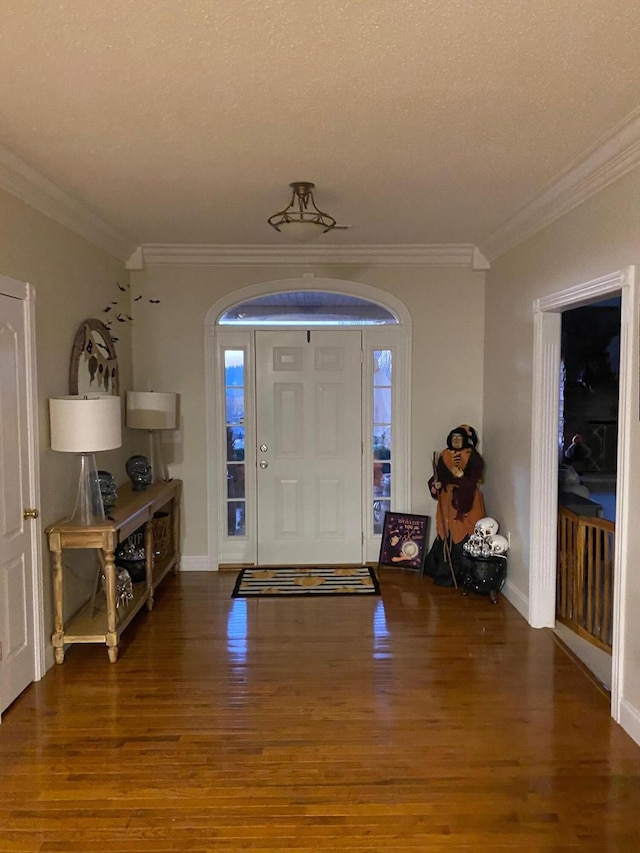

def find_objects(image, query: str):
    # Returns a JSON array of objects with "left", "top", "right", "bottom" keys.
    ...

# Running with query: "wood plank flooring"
[{"left": 1, "top": 570, "right": 640, "bottom": 852}]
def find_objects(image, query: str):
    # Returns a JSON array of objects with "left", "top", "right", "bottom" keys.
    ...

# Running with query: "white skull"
[
  {"left": 475, "top": 517, "right": 499, "bottom": 538},
  {"left": 463, "top": 533, "right": 484, "bottom": 556},
  {"left": 488, "top": 534, "right": 509, "bottom": 555}
]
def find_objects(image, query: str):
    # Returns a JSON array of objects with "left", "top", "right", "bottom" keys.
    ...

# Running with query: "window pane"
[
  {"left": 224, "top": 350, "right": 244, "bottom": 385},
  {"left": 227, "top": 464, "right": 245, "bottom": 499},
  {"left": 373, "top": 388, "right": 391, "bottom": 424},
  {"left": 373, "top": 500, "right": 390, "bottom": 535},
  {"left": 225, "top": 388, "right": 244, "bottom": 424},
  {"left": 227, "top": 501, "right": 245, "bottom": 536},
  {"left": 373, "top": 461, "right": 391, "bottom": 496},
  {"left": 373, "top": 426, "right": 391, "bottom": 452},
  {"left": 374, "top": 350, "right": 392, "bottom": 384},
  {"left": 226, "top": 427, "right": 245, "bottom": 461}
]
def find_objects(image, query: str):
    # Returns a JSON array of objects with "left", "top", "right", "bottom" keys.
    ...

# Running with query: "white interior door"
[
  {"left": 0, "top": 290, "right": 37, "bottom": 715},
  {"left": 256, "top": 329, "right": 362, "bottom": 565}
]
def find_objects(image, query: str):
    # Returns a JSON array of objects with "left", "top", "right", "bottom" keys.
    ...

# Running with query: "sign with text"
[{"left": 377, "top": 512, "right": 430, "bottom": 572}]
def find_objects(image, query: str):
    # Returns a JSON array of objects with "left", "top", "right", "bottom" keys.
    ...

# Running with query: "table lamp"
[
  {"left": 49, "top": 394, "right": 122, "bottom": 525},
  {"left": 126, "top": 391, "right": 177, "bottom": 482}
]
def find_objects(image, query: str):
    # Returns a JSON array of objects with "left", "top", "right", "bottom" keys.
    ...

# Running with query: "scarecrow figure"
[{"left": 424, "top": 425, "right": 486, "bottom": 587}]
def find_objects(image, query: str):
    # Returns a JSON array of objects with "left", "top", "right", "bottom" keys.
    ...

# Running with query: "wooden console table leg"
[
  {"left": 103, "top": 548, "right": 119, "bottom": 663},
  {"left": 172, "top": 488, "right": 182, "bottom": 574},
  {"left": 91, "top": 551, "right": 105, "bottom": 617},
  {"left": 145, "top": 520, "right": 154, "bottom": 611},
  {"left": 50, "top": 542, "right": 66, "bottom": 664}
]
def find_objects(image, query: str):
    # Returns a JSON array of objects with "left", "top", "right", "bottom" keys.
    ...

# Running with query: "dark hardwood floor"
[{"left": 1, "top": 569, "right": 639, "bottom": 852}]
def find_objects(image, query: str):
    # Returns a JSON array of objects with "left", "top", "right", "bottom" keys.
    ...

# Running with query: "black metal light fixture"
[{"left": 267, "top": 181, "right": 337, "bottom": 242}]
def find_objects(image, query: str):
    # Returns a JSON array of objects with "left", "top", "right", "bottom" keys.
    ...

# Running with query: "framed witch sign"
[{"left": 377, "top": 511, "right": 430, "bottom": 574}]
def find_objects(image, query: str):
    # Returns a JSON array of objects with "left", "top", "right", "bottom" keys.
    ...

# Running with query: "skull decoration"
[
  {"left": 474, "top": 517, "right": 499, "bottom": 538},
  {"left": 126, "top": 454, "right": 152, "bottom": 491},
  {"left": 464, "top": 518, "right": 508, "bottom": 559},
  {"left": 463, "top": 533, "right": 490, "bottom": 557},
  {"left": 488, "top": 534, "right": 509, "bottom": 555},
  {"left": 100, "top": 567, "right": 134, "bottom": 608},
  {"left": 97, "top": 470, "right": 117, "bottom": 511}
]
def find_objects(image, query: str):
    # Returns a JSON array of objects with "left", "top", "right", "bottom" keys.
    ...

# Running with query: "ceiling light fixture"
[{"left": 268, "top": 181, "right": 337, "bottom": 243}]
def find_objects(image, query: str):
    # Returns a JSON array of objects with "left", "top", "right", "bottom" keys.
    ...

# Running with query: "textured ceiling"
[{"left": 1, "top": 1, "right": 640, "bottom": 256}]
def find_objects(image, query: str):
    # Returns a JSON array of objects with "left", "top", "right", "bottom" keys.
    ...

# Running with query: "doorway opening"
[
  {"left": 556, "top": 296, "right": 621, "bottom": 690},
  {"left": 530, "top": 266, "right": 634, "bottom": 723}
]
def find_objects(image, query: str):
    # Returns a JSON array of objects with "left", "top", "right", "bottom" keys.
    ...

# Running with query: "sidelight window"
[
  {"left": 224, "top": 350, "right": 246, "bottom": 536},
  {"left": 372, "top": 349, "right": 392, "bottom": 534}
]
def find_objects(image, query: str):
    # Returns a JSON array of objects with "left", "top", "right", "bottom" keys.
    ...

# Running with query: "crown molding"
[
  {"left": 7, "top": 104, "right": 639, "bottom": 269},
  {"left": 135, "top": 243, "right": 488, "bottom": 268},
  {"left": 0, "top": 143, "right": 136, "bottom": 262},
  {"left": 481, "top": 107, "right": 640, "bottom": 262}
]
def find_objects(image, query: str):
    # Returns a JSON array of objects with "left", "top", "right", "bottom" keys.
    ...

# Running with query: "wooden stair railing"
[{"left": 556, "top": 507, "right": 614, "bottom": 652}]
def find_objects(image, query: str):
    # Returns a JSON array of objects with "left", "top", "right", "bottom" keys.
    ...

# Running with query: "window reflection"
[
  {"left": 373, "top": 600, "right": 391, "bottom": 660},
  {"left": 226, "top": 599, "right": 247, "bottom": 665}
]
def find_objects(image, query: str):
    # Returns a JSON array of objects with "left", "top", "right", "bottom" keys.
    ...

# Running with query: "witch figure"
[{"left": 424, "top": 425, "right": 486, "bottom": 586}]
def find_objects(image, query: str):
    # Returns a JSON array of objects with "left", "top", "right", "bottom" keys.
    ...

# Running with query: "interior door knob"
[
  {"left": 259, "top": 460, "right": 268, "bottom": 469},
  {"left": 23, "top": 508, "right": 39, "bottom": 519}
]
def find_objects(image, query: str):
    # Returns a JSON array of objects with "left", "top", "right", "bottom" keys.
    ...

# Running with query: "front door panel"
[{"left": 256, "top": 330, "right": 362, "bottom": 565}]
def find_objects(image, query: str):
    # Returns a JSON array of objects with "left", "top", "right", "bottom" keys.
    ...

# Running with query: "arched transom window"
[{"left": 218, "top": 291, "right": 398, "bottom": 325}]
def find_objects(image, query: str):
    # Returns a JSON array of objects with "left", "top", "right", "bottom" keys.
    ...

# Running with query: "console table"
[{"left": 47, "top": 479, "right": 182, "bottom": 663}]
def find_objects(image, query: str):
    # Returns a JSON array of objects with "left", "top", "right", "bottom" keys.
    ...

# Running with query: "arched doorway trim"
[{"left": 204, "top": 276, "right": 412, "bottom": 568}]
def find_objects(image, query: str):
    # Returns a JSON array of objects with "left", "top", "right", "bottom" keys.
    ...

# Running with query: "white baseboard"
[
  {"left": 43, "top": 645, "right": 55, "bottom": 674},
  {"left": 619, "top": 697, "right": 640, "bottom": 749},
  {"left": 502, "top": 577, "right": 529, "bottom": 621},
  {"left": 179, "top": 556, "right": 218, "bottom": 572}
]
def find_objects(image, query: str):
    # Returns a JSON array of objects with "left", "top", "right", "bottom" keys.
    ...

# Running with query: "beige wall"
[
  {"left": 484, "top": 168, "right": 640, "bottom": 715},
  {"left": 130, "top": 263, "right": 486, "bottom": 557},
  {"left": 0, "top": 187, "right": 135, "bottom": 642}
]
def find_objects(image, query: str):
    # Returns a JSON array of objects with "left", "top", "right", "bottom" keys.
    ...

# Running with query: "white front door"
[
  {"left": 0, "top": 290, "right": 37, "bottom": 715},
  {"left": 255, "top": 329, "right": 363, "bottom": 565}
]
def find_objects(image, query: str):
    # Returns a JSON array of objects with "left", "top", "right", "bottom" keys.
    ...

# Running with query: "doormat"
[{"left": 231, "top": 566, "right": 380, "bottom": 598}]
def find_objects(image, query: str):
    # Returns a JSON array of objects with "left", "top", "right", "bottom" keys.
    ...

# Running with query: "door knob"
[
  {"left": 23, "top": 508, "right": 39, "bottom": 519},
  {"left": 259, "top": 460, "right": 269, "bottom": 469}
]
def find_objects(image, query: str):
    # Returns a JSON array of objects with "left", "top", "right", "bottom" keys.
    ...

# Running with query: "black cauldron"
[{"left": 458, "top": 553, "right": 507, "bottom": 604}]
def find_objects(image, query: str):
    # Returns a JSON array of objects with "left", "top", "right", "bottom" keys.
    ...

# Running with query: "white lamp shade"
[
  {"left": 126, "top": 391, "right": 177, "bottom": 430},
  {"left": 49, "top": 395, "right": 122, "bottom": 453}
]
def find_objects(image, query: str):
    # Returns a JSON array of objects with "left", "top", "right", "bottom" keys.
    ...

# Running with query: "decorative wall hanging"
[
  {"left": 103, "top": 280, "right": 160, "bottom": 340},
  {"left": 68, "top": 318, "right": 120, "bottom": 396}
]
